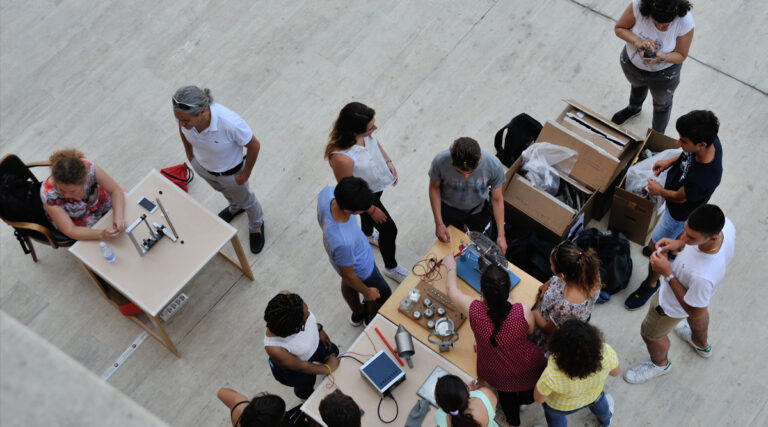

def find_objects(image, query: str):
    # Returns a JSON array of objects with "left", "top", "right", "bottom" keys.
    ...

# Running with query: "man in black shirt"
[{"left": 625, "top": 110, "right": 723, "bottom": 310}]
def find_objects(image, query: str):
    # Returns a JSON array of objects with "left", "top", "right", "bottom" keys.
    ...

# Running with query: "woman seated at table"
[
  {"left": 40, "top": 149, "right": 126, "bottom": 240},
  {"left": 217, "top": 388, "right": 289, "bottom": 427},
  {"left": 531, "top": 241, "right": 601, "bottom": 351},
  {"left": 264, "top": 292, "right": 340, "bottom": 399},
  {"left": 434, "top": 374, "right": 499, "bottom": 427},
  {"left": 442, "top": 254, "right": 546, "bottom": 427}
]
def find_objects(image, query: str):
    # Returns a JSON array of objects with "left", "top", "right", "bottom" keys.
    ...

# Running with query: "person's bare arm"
[
  {"left": 217, "top": 388, "right": 250, "bottom": 427},
  {"left": 329, "top": 154, "right": 355, "bottom": 182},
  {"left": 45, "top": 204, "right": 114, "bottom": 241},
  {"left": 93, "top": 165, "right": 125, "bottom": 231},
  {"left": 265, "top": 345, "right": 338, "bottom": 375},
  {"left": 442, "top": 254, "right": 473, "bottom": 314},
  {"left": 490, "top": 187, "right": 506, "bottom": 253},
  {"left": 478, "top": 387, "right": 498, "bottom": 409},
  {"left": 377, "top": 141, "right": 398, "bottom": 186},
  {"left": 533, "top": 385, "right": 548, "bottom": 403},
  {"left": 609, "top": 365, "right": 621, "bottom": 377},
  {"left": 614, "top": 3, "right": 654, "bottom": 50},
  {"left": 647, "top": 180, "right": 686, "bottom": 203},
  {"left": 429, "top": 179, "right": 450, "bottom": 243},
  {"left": 521, "top": 304, "right": 536, "bottom": 334},
  {"left": 235, "top": 136, "right": 260, "bottom": 185},
  {"left": 657, "top": 29, "right": 694, "bottom": 64},
  {"left": 338, "top": 265, "right": 380, "bottom": 301}
]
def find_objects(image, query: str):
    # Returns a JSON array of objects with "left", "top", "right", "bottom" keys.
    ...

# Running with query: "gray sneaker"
[
  {"left": 367, "top": 230, "right": 379, "bottom": 246},
  {"left": 674, "top": 323, "right": 712, "bottom": 358},
  {"left": 623, "top": 359, "right": 671, "bottom": 384},
  {"left": 383, "top": 265, "right": 409, "bottom": 283}
]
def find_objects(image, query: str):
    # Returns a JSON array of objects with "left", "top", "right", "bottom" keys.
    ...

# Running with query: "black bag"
[
  {"left": 504, "top": 224, "right": 556, "bottom": 282},
  {"left": 576, "top": 228, "right": 633, "bottom": 294},
  {"left": 0, "top": 174, "right": 49, "bottom": 226},
  {"left": 494, "top": 113, "right": 543, "bottom": 167}
]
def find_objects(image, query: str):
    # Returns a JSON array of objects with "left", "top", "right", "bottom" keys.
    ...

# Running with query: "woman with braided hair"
[
  {"left": 434, "top": 374, "right": 499, "bottom": 427},
  {"left": 531, "top": 241, "right": 601, "bottom": 351},
  {"left": 263, "top": 292, "right": 339, "bottom": 399},
  {"left": 442, "top": 254, "right": 546, "bottom": 427},
  {"left": 217, "top": 389, "right": 288, "bottom": 427}
]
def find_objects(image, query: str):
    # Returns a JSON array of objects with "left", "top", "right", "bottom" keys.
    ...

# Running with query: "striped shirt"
[{"left": 536, "top": 343, "right": 618, "bottom": 411}]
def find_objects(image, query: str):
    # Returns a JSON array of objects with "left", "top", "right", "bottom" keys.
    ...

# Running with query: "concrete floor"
[{"left": 1, "top": 0, "right": 767, "bottom": 425}]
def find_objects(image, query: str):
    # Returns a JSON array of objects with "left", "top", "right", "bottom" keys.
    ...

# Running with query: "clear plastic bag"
[
  {"left": 625, "top": 148, "right": 682, "bottom": 202},
  {"left": 521, "top": 142, "right": 579, "bottom": 196}
]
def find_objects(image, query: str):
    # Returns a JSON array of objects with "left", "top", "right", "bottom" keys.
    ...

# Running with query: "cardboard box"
[
  {"left": 502, "top": 121, "right": 604, "bottom": 239},
  {"left": 556, "top": 99, "right": 643, "bottom": 159},
  {"left": 608, "top": 129, "right": 680, "bottom": 245}
]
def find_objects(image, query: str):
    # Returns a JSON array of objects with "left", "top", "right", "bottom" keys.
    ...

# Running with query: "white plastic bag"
[
  {"left": 521, "top": 142, "right": 579, "bottom": 196},
  {"left": 625, "top": 148, "right": 682, "bottom": 201}
]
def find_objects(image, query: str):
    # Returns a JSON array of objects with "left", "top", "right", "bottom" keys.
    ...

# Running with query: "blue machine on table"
[{"left": 455, "top": 231, "right": 520, "bottom": 293}]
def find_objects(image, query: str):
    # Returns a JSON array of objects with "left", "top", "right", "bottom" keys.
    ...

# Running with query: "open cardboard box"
[
  {"left": 502, "top": 121, "right": 610, "bottom": 239},
  {"left": 556, "top": 99, "right": 643, "bottom": 159},
  {"left": 608, "top": 129, "right": 680, "bottom": 245}
]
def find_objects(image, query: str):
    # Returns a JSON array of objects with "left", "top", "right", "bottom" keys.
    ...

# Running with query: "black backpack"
[
  {"left": 494, "top": 113, "right": 543, "bottom": 167},
  {"left": 0, "top": 174, "right": 50, "bottom": 226},
  {"left": 504, "top": 224, "right": 556, "bottom": 282},
  {"left": 576, "top": 228, "right": 633, "bottom": 295}
]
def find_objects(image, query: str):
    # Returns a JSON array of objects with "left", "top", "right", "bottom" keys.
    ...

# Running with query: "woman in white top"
[
  {"left": 612, "top": 0, "right": 695, "bottom": 133},
  {"left": 434, "top": 375, "right": 499, "bottom": 427},
  {"left": 264, "top": 292, "right": 339, "bottom": 399},
  {"left": 324, "top": 102, "right": 410, "bottom": 283}
]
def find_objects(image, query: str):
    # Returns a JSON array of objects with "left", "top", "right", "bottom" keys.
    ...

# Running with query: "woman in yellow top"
[{"left": 534, "top": 320, "right": 620, "bottom": 427}]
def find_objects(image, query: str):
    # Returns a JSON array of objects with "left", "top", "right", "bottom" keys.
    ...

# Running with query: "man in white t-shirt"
[
  {"left": 172, "top": 86, "right": 265, "bottom": 253},
  {"left": 624, "top": 204, "right": 735, "bottom": 384}
]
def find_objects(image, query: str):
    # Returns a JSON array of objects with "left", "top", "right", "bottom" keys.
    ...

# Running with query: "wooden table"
[
  {"left": 378, "top": 226, "right": 541, "bottom": 377},
  {"left": 68, "top": 170, "right": 253, "bottom": 356},
  {"left": 301, "top": 314, "right": 474, "bottom": 427}
]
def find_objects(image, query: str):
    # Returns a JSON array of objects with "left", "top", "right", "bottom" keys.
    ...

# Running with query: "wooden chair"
[{"left": 0, "top": 154, "right": 74, "bottom": 262}]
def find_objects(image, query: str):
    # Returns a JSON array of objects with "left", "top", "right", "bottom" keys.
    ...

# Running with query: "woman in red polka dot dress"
[{"left": 442, "top": 254, "right": 547, "bottom": 427}]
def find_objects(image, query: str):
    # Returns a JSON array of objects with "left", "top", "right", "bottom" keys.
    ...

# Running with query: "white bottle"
[{"left": 99, "top": 241, "right": 116, "bottom": 262}]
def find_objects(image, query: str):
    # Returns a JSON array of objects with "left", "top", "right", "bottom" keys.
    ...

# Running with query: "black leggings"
[
  {"left": 497, "top": 389, "right": 534, "bottom": 426},
  {"left": 360, "top": 191, "right": 398, "bottom": 269}
]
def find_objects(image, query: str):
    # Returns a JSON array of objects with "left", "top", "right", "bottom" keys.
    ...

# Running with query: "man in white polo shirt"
[
  {"left": 624, "top": 204, "right": 735, "bottom": 384},
  {"left": 172, "top": 85, "right": 265, "bottom": 253}
]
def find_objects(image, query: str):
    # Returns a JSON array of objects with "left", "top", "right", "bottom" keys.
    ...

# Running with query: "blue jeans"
[
  {"left": 619, "top": 48, "right": 682, "bottom": 134},
  {"left": 651, "top": 206, "right": 685, "bottom": 244},
  {"left": 543, "top": 391, "right": 612, "bottom": 427},
  {"left": 269, "top": 341, "right": 339, "bottom": 399}
]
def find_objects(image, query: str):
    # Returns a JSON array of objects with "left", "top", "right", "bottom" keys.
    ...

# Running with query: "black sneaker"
[
  {"left": 611, "top": 107, "right": 641, "bottom": 125},
  {"left": 624, "top": 281, "right": 659, "bottom": 310},
  {"left": 218, "top": 207, "right": 245, "bottom": 223},
  {"left": 249, "top": 223, "right": 265, "bottom": 254},
  {"left": 349, "top": 311, "right": 365, "bottom": 327}
]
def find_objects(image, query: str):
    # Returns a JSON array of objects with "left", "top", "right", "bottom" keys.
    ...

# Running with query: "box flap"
[
  {"left": 643, "top": 128, "right": 679, "bottom": 152},
  {"left": 564, "top": 99, "right": 643, "bottom": 141},
  {"left": 504, "top": 174, "right": 576, "bottom": 235},
  {"left": 536, "top": 121, "right": 618, "bottom": 191}
]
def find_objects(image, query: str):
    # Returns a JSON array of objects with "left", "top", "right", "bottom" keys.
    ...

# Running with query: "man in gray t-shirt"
[{"left": 428, "top": 137, "right": 507, "bottom": 253}]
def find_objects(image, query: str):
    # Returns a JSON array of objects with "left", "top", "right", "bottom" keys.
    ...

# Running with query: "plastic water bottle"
[{"left": 99, "top": 241, "right": 116, "bottom": 262}]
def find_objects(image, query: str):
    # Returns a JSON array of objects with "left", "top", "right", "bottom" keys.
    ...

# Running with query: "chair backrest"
[{"left": 0, "top": 154, "right": 53, "bottom": 228}]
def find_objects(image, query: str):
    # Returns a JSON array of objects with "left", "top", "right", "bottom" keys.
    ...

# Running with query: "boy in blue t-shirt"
[{"left": 317, "top": 177, "right": 392, "bottom": 325}]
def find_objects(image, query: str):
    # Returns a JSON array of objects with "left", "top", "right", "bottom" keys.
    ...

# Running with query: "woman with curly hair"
[
  {"left": 263, "top": 292, "right": 339, "bottom": 399},
  {"left": 40, "top": 149, "right": 126, "bottom": 240},
  {"left": 531, "top": 241, "right": 601, "bottom": 350},
  {"left": 612, "top": 0, "right": 695, "bottom": 133},
  {"left": 443, "top": 254, "right": 546, "bottom": 427},
  {"left": 534, "top": 320, "right": 620, "bottom": 426},
  {"left": 324, "top": 102, "right": 409, "bottom": 283}
]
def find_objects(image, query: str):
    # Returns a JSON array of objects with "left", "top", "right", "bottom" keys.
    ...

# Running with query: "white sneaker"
[
  {"left": 367, "top": 230, "right": 379, "bottom": 246},
  {"left": 383, "top": 265, "right": 409, "bottom": 283},
  {"left": 674, "top": 323, "right": 712, "bottom": 358},
  {"left": 623, "top": 359, "right": 671, "bottom": 384}
]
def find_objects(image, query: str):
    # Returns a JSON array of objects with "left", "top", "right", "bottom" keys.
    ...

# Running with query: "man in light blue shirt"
[{"left": 317, "top": 177, "right": 392, "bottom": 326}]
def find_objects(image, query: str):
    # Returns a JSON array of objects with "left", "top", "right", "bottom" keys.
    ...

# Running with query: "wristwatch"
[{"left": 664, "top": 274, "right": 675, "bottom": 283}]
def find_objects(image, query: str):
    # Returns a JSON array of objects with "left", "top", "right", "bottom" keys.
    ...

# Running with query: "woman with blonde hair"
[{"left": 40, "top": 149, "right": 125, "bottom": 240}]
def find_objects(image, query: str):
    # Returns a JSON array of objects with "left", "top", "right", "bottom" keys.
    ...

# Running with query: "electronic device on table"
[
  {"left": 359, "top": 350, "right": 406, "bottom": 396},
  {"left": 398, "top": 281, "right": 466, "bottom": 332},
  {"left": 456, "top": 231, "right": 520, "bottom": 293},
  {"left": 126, "top": 197, "right": 179, "bottom": 256},
  {"left": 416, "top": 365, "right": 450, "bottom": 407}
]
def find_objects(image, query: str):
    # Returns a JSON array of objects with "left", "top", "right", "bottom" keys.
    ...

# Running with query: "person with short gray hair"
[{"left": 172, "top": 85, "right": 265, "bottom": 253}]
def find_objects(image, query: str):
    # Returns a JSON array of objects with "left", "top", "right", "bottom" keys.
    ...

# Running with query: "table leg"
[
  {"left": 74, "top": 259, "right": 181, "bottom": 357},
  {"left": 218, "top": 234, "right": 254, "bottom": 280}
]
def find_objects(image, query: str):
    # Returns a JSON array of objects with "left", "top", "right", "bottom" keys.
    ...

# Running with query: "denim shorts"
[{"left": 651, "top": 206, "right": 685, "bottom": 243}]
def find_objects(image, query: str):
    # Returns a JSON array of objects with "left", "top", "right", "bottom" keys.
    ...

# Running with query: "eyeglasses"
[{"left": 172, "top": 97, "right": 200, "bottom": 111}]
